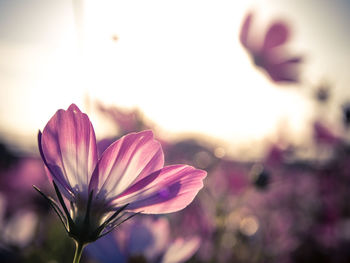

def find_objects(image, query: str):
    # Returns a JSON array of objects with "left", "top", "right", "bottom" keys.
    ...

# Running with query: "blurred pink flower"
[
  {"left": 86, "top": 217, "right": 201, "bottom": 263},
  {"left": 207, "top": 160, "right": 250, "bottom": 198},
  {"left": 264, "top": 144, "right": 285, "bottom": 168},
  {"left": 162, "top": 236, "right": 201, "bottom": 263},
  {"left": 0, "top": 155, "right": 47, "bottom": 212},
  {"left": 0, "top": 194, "right": 38, "bottom": 248},
  {"left": 169, "top": 199, "right": 215, "bottom": 261},
  {"left": 240, "top": 12, "right": 302, "bottom": 83},
  {"left": 313, "top": 121, "right": 340, "bottom": 146},
  {"left": 97, "top": 102, "right": 145, "bottom": 134},
  {"left": 38, "top": 104, "right": 206, "bottom": 244}
]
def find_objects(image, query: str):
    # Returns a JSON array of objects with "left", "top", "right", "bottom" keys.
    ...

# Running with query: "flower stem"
[{"left": 73, "top": 241, "right": 84, "bottom": 263}]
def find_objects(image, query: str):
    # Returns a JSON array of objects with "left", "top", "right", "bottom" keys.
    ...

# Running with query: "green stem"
[{"left": 73, "top": 241, "right": 84, "bottom": 263}]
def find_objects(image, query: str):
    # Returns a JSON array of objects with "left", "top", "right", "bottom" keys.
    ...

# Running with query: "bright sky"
[{"left": 0, "top": 0, "right": 349, "bottom": 155}]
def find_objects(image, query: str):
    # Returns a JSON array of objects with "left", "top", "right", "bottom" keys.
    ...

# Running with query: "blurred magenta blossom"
[
  {"left": 87, "top": 216, "right": 200, "bottom": 263},
  {"left": 37, "top": 104, "right": 206, "bottom": 245},
  {"left": 97, "top": 102, "right": 146, "bottom": 134},
  {"left": 313, "top": 121, "right": 341, "bottom": 146},
  {"left": 240, "top": 12, "right": 302, "bottom": 83},
  {"left": 0, "top": 194, "right": 38, "bottom": 248},
  {"left": 0, "top": 157, "right": 47, "bottom": 201}
]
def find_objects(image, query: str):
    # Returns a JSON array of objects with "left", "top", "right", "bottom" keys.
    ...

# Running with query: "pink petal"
[
  {"left": 41, "top": 104, "right": 98, "bottom": 199},
  {"left": 90, "top": 130, "right": 164, "bottom": 201},
  {"left": 239, "top": 12, "right": 253, "bottom": 49},
  {"left": 161, "top": 236, "right": 201, "bottom": 263},
  {"left": 265, "top": 56, "right": 302, "bottom": 83},
  {"left": 262, "top": 22, "right": 289, "bottom": 52},
  {"left": 313, "top": 121, "right": 340, "bottom": 145},
  {"left": 113, "top": 165, "right": 206, "bottom": 214}
]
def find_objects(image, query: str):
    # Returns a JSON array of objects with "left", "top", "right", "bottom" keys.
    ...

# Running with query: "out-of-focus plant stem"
[{"left": 73, "top": 241, "right": 84, "bottom": 263}]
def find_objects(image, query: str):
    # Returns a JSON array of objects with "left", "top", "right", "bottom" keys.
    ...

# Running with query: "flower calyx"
[{"left": 33, "top": 181, "right": 136, "bottom": 245}]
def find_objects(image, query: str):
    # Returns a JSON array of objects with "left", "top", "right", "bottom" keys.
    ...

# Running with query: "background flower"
[{"left": 240, "top": 12, "right": 302, "bottom": 83}]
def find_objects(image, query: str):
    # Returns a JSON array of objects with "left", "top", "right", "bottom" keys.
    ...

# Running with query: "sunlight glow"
[
  {"left": 81, "top": 0, "right": 311, "bottom": 142},
  {"left": 0, "top": 0, "right": 312, "bottom": 153}
]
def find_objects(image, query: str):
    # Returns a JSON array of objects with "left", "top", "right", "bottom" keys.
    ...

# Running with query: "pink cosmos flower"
[
  {"left": 36, "top": 104, "right": 206, "bottom": 247},
  {"left": 240, "top": 12, "right": 302, "bottom": 83}
]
